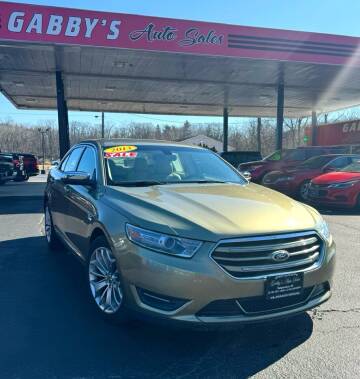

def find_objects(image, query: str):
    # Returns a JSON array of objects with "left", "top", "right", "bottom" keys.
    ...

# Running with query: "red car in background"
[
  {"left": 308, "top": 160, "right": 360, "bottom": 208},
  {"left": 15, "top": 153, "right": 39, "bottom": 180},
  {"left": 262, "top": 154, "right": 360, "bottom": 201},
  {"left": 238, "top": 146, "right": 348, "bottom": 183}
]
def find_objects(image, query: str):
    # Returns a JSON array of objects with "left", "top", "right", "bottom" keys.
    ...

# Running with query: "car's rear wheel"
[
  {"left": 87, "top": 236, "right": 130, "bottom": 323},
  {"left": 0, "top": 180, "right": 6, "bottom": 186},
  {"left": 299, "top": 180, "right": 311, "bottom": 201},
  {"left": 44, "top": 205, "right": 62, "bottom": 250}
]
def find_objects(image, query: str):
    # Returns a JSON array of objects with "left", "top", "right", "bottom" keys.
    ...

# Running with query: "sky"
[{"left": 1, "top": 0, "right": 360, "bottom": 128}]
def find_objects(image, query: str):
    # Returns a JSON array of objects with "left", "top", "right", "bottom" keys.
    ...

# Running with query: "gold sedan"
[{"left": 44, "top": 140, "right": 335, "bottom": 326}]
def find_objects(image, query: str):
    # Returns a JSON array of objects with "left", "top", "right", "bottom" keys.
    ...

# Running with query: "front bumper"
[
  {"left": 113, "top": 236, "right": 335, "bottom": 325},
  {"left": 308, "top": 187, "right": 357, "bottom": 208}
]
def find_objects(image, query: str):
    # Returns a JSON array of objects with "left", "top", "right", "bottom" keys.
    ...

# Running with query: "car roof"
[{"left": 80, "top": 138, "right": 204, "bottom": 150}]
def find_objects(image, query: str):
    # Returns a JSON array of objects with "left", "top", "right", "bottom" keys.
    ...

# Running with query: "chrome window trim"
[{"left": 209, "top": 230, "right": 326, "bottom": 281}]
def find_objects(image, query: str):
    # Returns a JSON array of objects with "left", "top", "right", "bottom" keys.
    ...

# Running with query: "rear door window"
[{"left": 327, "top": 157, "right": 350, "bottom": 169}]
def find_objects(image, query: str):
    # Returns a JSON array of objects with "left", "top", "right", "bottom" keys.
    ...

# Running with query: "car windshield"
[
  {"left": 104, "top": 144, "right": 246, "bottom": 186},
  {"left": 340, "top": 161, "right": 360, "bottom": 173},
  {"left": 296, "top": 155, "right": 334, "bottom": 169}
]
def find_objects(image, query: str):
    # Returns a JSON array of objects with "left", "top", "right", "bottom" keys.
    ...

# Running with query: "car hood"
[
  {"left": 104, "top": 183, "right": 319, "bottom": 242},
  {"left": 313, "top": 171, "right": 360, "bottom": 184}
]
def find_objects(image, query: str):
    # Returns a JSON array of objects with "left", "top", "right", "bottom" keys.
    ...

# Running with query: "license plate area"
[{"left": 265, "top": 273, "right": 304, "bottom": 301}]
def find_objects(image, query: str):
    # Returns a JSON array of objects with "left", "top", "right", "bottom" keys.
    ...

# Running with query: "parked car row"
[
  {"left": 237, "top": 146, "right": 360, "bottom": 209},
  {"left": 0, "top": 152, "right": 39, "bottom": 185},
  {"left": 238, "top": 145, "right": 353, "bottom": 184}
]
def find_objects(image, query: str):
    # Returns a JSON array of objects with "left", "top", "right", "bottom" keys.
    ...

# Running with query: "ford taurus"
[{"left": 44, "top": 140, "right": 335, "bottom": 326}]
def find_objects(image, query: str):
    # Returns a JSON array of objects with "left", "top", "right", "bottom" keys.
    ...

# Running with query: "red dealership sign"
[
  {"left": 307, "top": 120, "right": 360, "bottom": 146},
  {"left": 0, "top": 1, "right": 359, "bottom": 65}
]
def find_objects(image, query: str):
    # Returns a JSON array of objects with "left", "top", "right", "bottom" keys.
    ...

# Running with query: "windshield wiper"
[
  {"left": 113, "top": 180, "right": 166, "bottom": 187},
  {"left": 181, "top": 180, "right": 227, "bottom": 184}
]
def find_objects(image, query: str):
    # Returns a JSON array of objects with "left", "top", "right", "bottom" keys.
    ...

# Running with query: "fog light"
[{"left": 136, "top": 287, "right": 188, "bottom": 312}]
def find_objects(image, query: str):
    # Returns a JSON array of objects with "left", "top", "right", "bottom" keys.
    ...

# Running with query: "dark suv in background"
[
  {"left": 220, "top": 151, "right": 262, "bottom": 168},
  {"left": 0, "top": 153, "right": 15, "bottom": 185},
  {"left": 238, "top": 146, "right": 351, "bottom": 183}
]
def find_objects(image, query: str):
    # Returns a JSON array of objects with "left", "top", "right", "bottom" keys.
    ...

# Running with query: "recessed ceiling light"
[
  {"left": 26, "top": 98, "right": 36, "bottom": 102},
  {"left": 105, "top": 86, "right": 116, "bottom": 91},
  {"left": 113, "top": 61, "right": 133, "bottom": 68},
  {"left": 14, "top": 81, "right": 24, "bottom": 87}
]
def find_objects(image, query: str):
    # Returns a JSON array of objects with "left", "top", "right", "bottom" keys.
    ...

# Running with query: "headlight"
[
  {"left": 315, "top": 218, "right": 331, "bottom": 242},
  {"left": 126, "top": 224, "right": 202, "bottom": 258},
  {"left": 327, "top": 180, "right": 360, "bottom": 189}
]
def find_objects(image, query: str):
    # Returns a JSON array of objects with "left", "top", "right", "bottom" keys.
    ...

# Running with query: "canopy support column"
[
  {"left": 257, "top": 117, "right": 262, "bottom": 152},
  {"left": 56, "top": 71, "right": 70, "bottom": 159},
  {"left": 276, "top": 83, "right": 284, "bottom": 150},
  {"left": 311, "top": 111, "right": 318, "bottom": 146},
  {"left": 223, "top": 107, "right": 228, "bottom": 153}
]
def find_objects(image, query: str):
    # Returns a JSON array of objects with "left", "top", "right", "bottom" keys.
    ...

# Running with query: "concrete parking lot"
[{"left": 0, "top": 176, "right": 359, "bottom": 378}]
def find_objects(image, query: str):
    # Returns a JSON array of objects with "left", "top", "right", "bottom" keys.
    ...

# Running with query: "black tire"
[
  {"left": 14, "top": 173, "right": 29, "bottom": 182},
  {"left": 0, "top": 181, "right": 6, "bottom": 186},
  {"left": 44, "top": 204, "right": 62, "bottom": 250},
  {"left": 87, "top": 236, "right": 131, "bottom": 324},
  {"left": 298, "top": 180, "right": 311, "bottom": 201},
  {"left": 356, "top": 194, "right": 360, "bottom": 210}
]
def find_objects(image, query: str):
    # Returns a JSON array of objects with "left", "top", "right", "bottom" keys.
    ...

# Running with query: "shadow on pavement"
[
  {"left": 0, "top": 195, "right": 43, "bottom": 214},
  {"left": 0, "top": 235, "right": 314, "bottom": 379}
]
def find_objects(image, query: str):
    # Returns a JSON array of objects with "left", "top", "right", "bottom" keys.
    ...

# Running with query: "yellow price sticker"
[{"left": 104, "top": 145, "right": 137, "bottom": 153}]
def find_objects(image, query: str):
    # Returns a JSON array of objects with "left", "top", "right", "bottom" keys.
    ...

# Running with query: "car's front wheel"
[
  {"left": 299, "top": 180, "right": 311, "bottom": 201},
  {"left": 87, "top": 236, "right": 130, "bottom": 323}
]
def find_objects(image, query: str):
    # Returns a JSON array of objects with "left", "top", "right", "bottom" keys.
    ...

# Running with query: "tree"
[
  {"left": 181, "top": 120, "right": 192, "bottom": 139},
  {"left": 155, "top": 124, "right": 162, "bottom": 139}
]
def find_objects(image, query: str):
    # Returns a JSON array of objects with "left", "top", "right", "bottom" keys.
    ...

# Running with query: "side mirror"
[
  {"left": 241, "top": 171, "right": 252, "bottom": 181},
  {"left": 61, "top": 172, "right": 95, "bottom": 186},
  {"left": 51, "top": 160, "right": 59, "bottom": 167}
]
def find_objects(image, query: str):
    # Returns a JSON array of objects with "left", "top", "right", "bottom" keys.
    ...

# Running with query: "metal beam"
[
  {"left": 12, "top": 94, "right": 311, "bottom": 111},
  {"left": 276, "top": 83, "right": 285, "bottom": 150},
  {"left": 311, "top": 111, "right": 318, "bottom": 146},
  {"left": 3, "top": 68, "right": 360, "bottom": 94},
  {"left": 56, "top": 71, "right": 70, "bottom": 159},
  {"left": 101, "top": 112, "right": 105, "bottom": 139},
  {"left": 223, "top": 108, "right": 229, "bottom": 153}
]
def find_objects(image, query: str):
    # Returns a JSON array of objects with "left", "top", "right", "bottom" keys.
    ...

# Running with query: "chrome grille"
[{"left": 211, "top": 231, "right": 324, "bottom": 279}]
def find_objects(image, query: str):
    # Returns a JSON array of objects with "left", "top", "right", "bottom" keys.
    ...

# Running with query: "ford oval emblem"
[{"left": 271, "top": 250, "right": 290, "bottom": 262}]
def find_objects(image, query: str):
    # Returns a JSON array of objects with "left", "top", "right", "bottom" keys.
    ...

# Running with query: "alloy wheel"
[
  {"left": 45, "top": 207, "right": 52, "bottom": 243},
  {"left": 300, "top": 181, "right": 310, "bottom": 201},
  {"left": 89, "top": 247, "right": 123, "bottom": 314}
]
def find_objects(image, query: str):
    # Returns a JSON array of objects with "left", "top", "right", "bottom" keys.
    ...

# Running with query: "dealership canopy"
[{"left": 0, "top": 1, "right": 360, "bottom": 156}]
